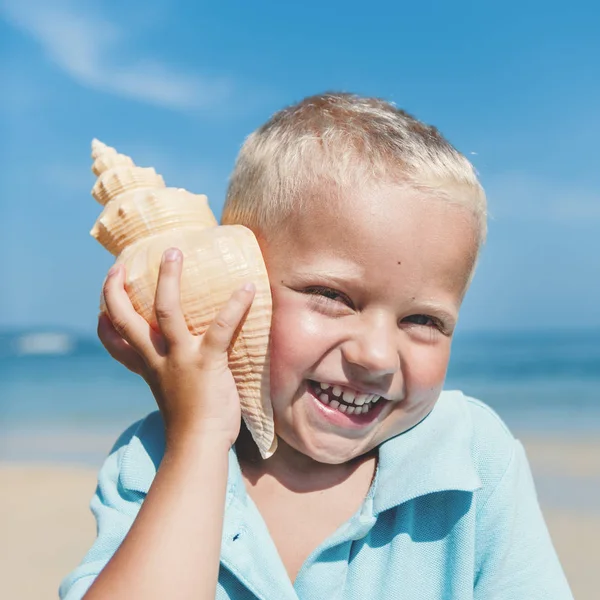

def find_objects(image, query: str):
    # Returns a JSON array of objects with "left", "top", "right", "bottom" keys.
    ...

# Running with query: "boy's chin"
[{"left": 281, "top": 431, "right": 380, "bottom": 465}]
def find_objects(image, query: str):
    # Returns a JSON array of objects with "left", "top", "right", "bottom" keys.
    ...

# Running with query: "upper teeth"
[{"left": 318, "top": 382, "right": 379, "bottom": 405}]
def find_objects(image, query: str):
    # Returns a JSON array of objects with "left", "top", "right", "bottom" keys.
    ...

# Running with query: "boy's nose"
[{"left": 341, "top": 319, "right": 400, "bottom": 378}]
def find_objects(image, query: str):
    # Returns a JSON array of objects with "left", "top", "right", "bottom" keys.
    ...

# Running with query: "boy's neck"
[{"left": 235, "top": 424, "right": 377, "bottom": 494}]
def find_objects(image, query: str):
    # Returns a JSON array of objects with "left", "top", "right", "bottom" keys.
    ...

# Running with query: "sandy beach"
[{"left": 1, "top": 434, "right": 598, "bottom": 599}]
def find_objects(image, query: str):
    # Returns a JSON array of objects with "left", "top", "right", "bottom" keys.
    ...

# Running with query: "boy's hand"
[{"left": 97, "top": 247, "right": 255, "bottom": 450}]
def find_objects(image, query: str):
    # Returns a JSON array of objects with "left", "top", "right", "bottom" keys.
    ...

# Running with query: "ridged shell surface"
[
  {"left": 90, "top": 140, "right": 276, "bottom": 457},
  {"left": 92, "top": 166, "right": 165, "bottom": 206},
  {"left": 91, "top": 188, "right": 217, "bottom": 256}
]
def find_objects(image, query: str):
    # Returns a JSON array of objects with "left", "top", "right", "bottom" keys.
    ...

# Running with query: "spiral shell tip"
[{"left": 91, "top": 138, "right": 112, "bottom": 158}]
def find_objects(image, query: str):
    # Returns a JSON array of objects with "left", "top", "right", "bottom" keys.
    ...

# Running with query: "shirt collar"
[
  {"left": 119, "top": 390, "right": 481, "bottom": 511},
  {"left": 372, "top": 390, "right": 482, "bottom": 514}
]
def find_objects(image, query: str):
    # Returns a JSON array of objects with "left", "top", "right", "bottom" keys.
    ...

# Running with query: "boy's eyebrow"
[{"left": 293, "top": 269, "right": 364, "bottom": 286}]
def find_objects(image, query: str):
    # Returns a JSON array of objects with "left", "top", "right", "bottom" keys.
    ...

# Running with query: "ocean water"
[{"left": 0, "top": 328, "right": 599, "bottom": 464}]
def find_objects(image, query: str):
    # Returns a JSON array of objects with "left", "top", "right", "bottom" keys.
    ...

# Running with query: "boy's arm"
[
  {"left": 83, "top": 433, "right": 230, "bottom": 600},
  {"left": 474, "top": 440, "right": 573, "bottom": 599},
  {"left": 59, "top": 417, "right": 230, "bottom": 600}
]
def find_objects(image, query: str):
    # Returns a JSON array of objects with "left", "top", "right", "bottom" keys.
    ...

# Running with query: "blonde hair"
[{"left": 222, "top": 92, "right": 487, "bottom": 247}]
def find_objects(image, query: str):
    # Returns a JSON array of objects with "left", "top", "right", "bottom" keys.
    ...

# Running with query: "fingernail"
[
  {"left": 163, "top": 248, "right": 181, "bottom": 263},
  {"left": 107, "top": 265, "right": 119, "bottom": 277},
  {"left": 242, "top": 282, "right": 255, "bottom": 292}
]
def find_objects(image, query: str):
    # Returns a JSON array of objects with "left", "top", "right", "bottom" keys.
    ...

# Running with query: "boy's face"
[{"left": 258, "top": 183, "right": 478, "bottom": 464}]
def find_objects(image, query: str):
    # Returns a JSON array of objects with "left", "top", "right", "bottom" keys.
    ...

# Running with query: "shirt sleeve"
[
  {"left": 474, "top": 440, "right": 573, "bottom": 599},
  {"left": 58, "top": 425, "right": 146, "bottom": 600}
]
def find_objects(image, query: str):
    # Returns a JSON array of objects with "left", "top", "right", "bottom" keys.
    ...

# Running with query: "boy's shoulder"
[
  {"left": 105, "top": 410, "right": 166, "bottom": 496},
  {"left": 439, "top": 390, "right": 521, "bottom": 501},
  {"left": 374, "top": 390, "right": 520, "bottom": 512},
  {"left": 451, "top": 391, "right": 515, "bottom": 448},
  {"left": 436, "top": 389, "right": 516, "bottom": 453}
]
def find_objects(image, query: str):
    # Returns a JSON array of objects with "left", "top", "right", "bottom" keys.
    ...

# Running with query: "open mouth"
[{"left": 307, "top": 380, "right": 384, "bottom": 415}]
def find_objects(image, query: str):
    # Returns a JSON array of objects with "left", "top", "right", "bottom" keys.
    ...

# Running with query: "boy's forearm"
[{"left": 84, "top": 435, "right": 231, "bottom": 600}]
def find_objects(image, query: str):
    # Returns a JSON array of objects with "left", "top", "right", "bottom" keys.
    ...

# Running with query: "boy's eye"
[
  {"left": 302, "top": 290, "right": 448, "bottom": 333},
  {"left": 304, "top": 286, "right": 352, "bottom": 306},
  {"left": 402, "top": 314, "right": 439, "bottom": 328}
]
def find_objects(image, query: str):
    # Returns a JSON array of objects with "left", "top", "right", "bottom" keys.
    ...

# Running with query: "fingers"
[
  {"left": 201, "top": 283, "right": 256, "bottom": 363},
  {"left": 97, "top": 313, "right": 146, "bottom": 375},
  {"left": 103, "top": 263, "right": 155, "bottom": 357},
  {"left": 154, "top": 248, "right": 190, "bottom": 346}
]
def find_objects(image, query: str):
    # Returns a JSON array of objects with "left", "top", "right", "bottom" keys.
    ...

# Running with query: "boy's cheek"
[
  {"left": 270, "top": 303, "right": 324, "bottom": 357},
  {"left": 405, "top": 345, "right": 451, "bottom": 391},
  {"left": 268, "top": 307, "right": 314, "bottom": 383}
]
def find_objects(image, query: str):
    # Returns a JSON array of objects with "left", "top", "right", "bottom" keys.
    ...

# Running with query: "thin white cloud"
[{"left": 0, "top": 0, "right": 233, "bottom": 111}]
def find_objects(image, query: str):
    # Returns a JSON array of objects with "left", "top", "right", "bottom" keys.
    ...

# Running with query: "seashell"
[
  {"left": 90, "top": 139, "right": 276, "bottom": 458},
  {"left": 92, "top": 165, "right": 165, "bottom": 206},
  {"left": 91, "top": 140, "right": 135, "bottom": 176},
  {"left": 91, "top": 188, "right": 218, "bottom": 256}
]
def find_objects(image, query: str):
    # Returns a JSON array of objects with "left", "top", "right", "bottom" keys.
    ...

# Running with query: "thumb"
[{"left": 200, "top": 283, "right": 256, "bottom": 363}]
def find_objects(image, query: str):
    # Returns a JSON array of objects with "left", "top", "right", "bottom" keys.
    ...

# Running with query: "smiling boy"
[{"left": 60, "top": 93, "right": 572, "bottom": 599}]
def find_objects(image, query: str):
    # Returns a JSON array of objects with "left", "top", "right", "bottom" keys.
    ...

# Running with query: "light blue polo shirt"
[{"left": 59, "top": 391, "right": 573, "bottom": 599}]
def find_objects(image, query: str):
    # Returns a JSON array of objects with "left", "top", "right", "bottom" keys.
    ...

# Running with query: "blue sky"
[{"left": 1, "top": 0, "right": 599, "bottom": 335}]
